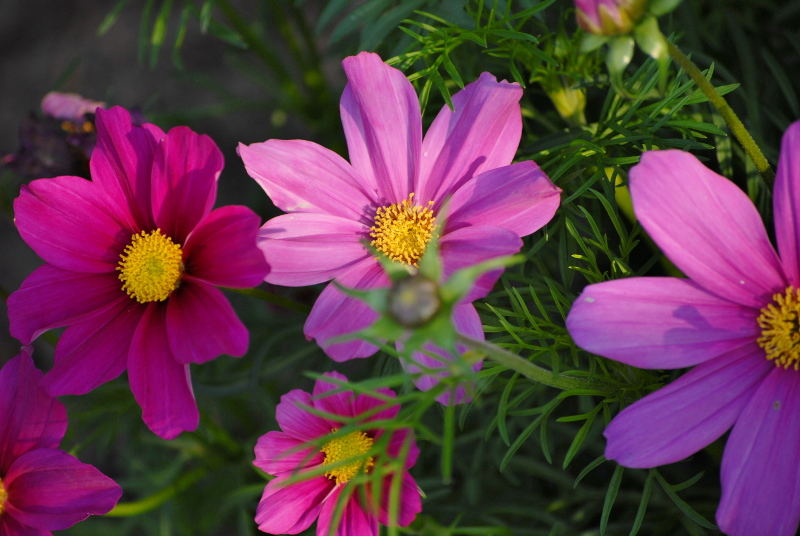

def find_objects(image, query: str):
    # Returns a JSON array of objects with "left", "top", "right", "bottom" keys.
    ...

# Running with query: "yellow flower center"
[
  {"left": 369, "top": 193, "right": 436, "bottom": 266},
  {"left": 757, "top": 287, "right": 800, "bottom": 370},
  {"left": 320, "top": 429, "right": 374, "bottom": 485},
  {"left": 0, "top": 477, "right": 7, "bottom": 516},
  {"left": 117, "top": 229, "right": 183, "bottom": 303}
]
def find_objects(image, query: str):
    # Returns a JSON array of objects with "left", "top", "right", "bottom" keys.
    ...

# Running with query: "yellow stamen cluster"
[
  {"left": 320, "top": 429, "right": 374, "bottom": 485},
  {"left": 0, "top": 477, "right": 7, "bottom": 516},
  {"left": 757, "top": 286, "right": 800, "bottom": 370},
  {"left": 117, "top": 229, "right": 184, "bottom": 303},
  {"left": 369, "top": 193, "right": 436, "bottom": 266}
]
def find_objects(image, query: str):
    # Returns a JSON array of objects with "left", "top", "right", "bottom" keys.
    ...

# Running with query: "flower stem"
[
  {"left": 667, "top": 41, "right": 774, "bottom": 185},
  {"left": 105, "top": 467, "right": 206, "bottom": 517}
]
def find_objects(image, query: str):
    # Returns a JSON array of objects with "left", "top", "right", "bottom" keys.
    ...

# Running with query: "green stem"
[
  {"left": 667, "top": 41, "right": 773, "bottom": 184},
  {"left": 226, "top": 286, "right": 310, "bottom": 314},
  {"left": 105, "top": 467, "right": 206, "bottom": 517}
]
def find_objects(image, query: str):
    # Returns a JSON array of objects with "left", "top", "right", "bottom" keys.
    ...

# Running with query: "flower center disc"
[
  {"left": 757, "top": 286, "right": 800, "bottom": 370},
  {"left": 370, "top": 193, "right": 436, "bottom": 266},
  {"left": 320, "top": 429, "right": 374, "bottom": 485},
  {"left": 117, "top": 229, "right": 183, "bottom": 303},
  {"left": 0, "top": 477, "right": 7, "bottom": 516}
]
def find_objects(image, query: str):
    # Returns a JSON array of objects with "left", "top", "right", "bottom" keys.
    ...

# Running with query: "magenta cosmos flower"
[
  {"left": 253, "top": 372, "right": 421, "bottom": 535},
  {"left": 0, "top": 349, "right": 121, "bottom": 535},
  {"left": 7, "top": 106, "right": 269, "bottom": 439},
  {"left": 566, "top": 122, "right": 800, "bottom": 535},
  {"left": 239, "top": 52, "right": 560, "bottom": 401}
]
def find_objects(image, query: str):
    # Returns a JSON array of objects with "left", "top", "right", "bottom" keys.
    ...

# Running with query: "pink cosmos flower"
[
  {"left": 239, "top": 52, "right": 560, "bottom": 402},
  {"left": 7, "top": 106, "right": 269, "bottom": 439},
  {"left": 566, "top": 122, "right": 800, "bottom": 536},
  {"left": 0, "top": 349, "right": 121, "bottom": 535},
  {"left": 574, "top": 0, "right": 646, "bottom": 36},
  {"left": 253, "top": 372, "right": 421, "bottom": 536}
]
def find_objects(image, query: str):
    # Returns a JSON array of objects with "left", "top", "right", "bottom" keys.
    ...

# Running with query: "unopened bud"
[
  {"left": 575, "top": 0, "right": 647, "bottom": 36},
  {"left": 388, "top": 275, "right": 441, "bottom": 328}
]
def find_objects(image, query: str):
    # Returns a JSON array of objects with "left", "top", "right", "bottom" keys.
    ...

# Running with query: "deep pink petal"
[
  {"left": 340, "top": 52, "right": 422, "bottom": 203},
  {"left": 377, "top": 472, "right": 422, "bottom": 527},
  {"left": 312, "top": 371, "right": 355, "bottom": 419},
  {"left": 238, "top": 139, "right": 376, "bottom": 219},
  {"left": 353, "top": 388, "right": 399, "bottom": 424},
  {"left": 446, "top": 161, "right": 561, "bottom": 237},
  {"left": 4, "top": 448, "right": 120, "bottom": 531},
  {"left": 316, "top": 487, "right": 378, "bottom": 536},
  {"left": 166, "top": 280, "right": 248, "bottom": 364},
  {"left": 0, "top": 350, "right": 66, "bottom": 472},
  {"left": 151, "top": 126, "right": 223, "bottom": 242},
  {"left": 183, "top": 205, "right": 269, "bottom": 288},
  {"left": 773, "top": 121, "right": 800, "bottom": 284},
  {"left": 418, "top": 72, "right": 522, "bottom": 202},
  {"left": 253, "top": 431, "right": 323, "bottom": 476},
  {"left": 255, "top": 475, "right": 331, "bottom": 534},
  {"left": 566, "top": 277, "right": 758, "bottom": 369},
  {"left": 717, "top": 367, "right": 800, "bottom": 536},
  {"left": 260, "top": 213, "right": 369, "bottom": 286},
  {"left": 276, "top": 390, "right": 335, "bottom": 441},
  {"left": 385, "top": 429, "right": 419, "bottom": 469},
  {"left": 8, "top": 266, "right": 123, "bottom": 345},
  {"left": 304, "top": 258, "right": 388, "bottom": 362},
  {"left": 0, "top": 515, "right": 49, "bottom": 536},
  {"left": 604, "top": 343, "right": 771, "bottom": 468},
  {"left": 630, "top": 150, "right": 786, "bottom": 307},
  {"left": 13, "top": 176, "right": 127, "bottom": 273},
  {"left": 127, "top": 305, "right": 199, "bottom": 439}
]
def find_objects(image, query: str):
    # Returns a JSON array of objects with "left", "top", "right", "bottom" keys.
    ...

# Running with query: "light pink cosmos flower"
[
  {"left": 0, "top": 349, "right": 121, "bottom": 535},
  {"left": 40, "top": 92, "right": 106, "bottom": 121},
  {"left": 567, "top": 122, "right": 800, "bottom": 536},
  {"left": 239, "top": 52, "right": 560, "bottom": 402},
  {"left": 253, "top": 372, "right": 421, "bottom": 536},
  {"left": 7, "top": 106, "right": 269, "bottom": 439}
]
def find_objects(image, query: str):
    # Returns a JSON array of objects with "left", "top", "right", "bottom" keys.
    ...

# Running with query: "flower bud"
[
  {"left": 575, "top": 0, "right": 647, "bottom": 36},
  {"left": 388, "top": 274, "right": 441, "bottom": 328}
]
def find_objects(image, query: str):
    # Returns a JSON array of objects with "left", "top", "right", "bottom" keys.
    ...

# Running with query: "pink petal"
[
  {"left": 566, "top": 277, "right": 758, "bottom": 369},
  {"left": 418, "top": 72, "right": 522, "bottom": 202},
  {"left": 0, "top": 515, "right": 49, "bottom": 536},
  {"left": 353, "top": 388, "right": 399, "bottom": 424},
  {"left": 377, "top": 472, "right": 422, "bottom": 527},
  {"left": 238, "top": 139, "right": 376, "bottom": 219},
  {"left": 603, "top": 343, "right": 771, "bottom": 468},
  {"left": 127, "top": 304, "right": 199, "bottom": 439},
  {"left": 773, "top": 121, "right": 800, "bottom": 284},
  {"left": 255, "top": 475, "right": 331, "bottom": 534},
  {"left": 253, "top": 431, "right": 322, "bottom": 476},
  {"left": 166, "top": 280, "right": 248, "bottom": 364},
  {"left": 260, "top": 213, "right": 369, "bottom": 286},
  {"left": 316, "top": 487, "right": 378, "bottom": 536},
  {"left": 304, "top": 258, "right": 388, "bottom": 362},
  {"left": 183, "top": 205, "right": 269, "bottom": 288},
  {"left": 340, "top": 52, "right": 422, "bottom": 203},
  {"left": 8, "top": 266, "right": 123, "bottom": 345},
  {"left": 717, "top": 367, "right": 800, "bottom": 536},
  {"left": 276, "top": 390, "right": 334, "bottom": 441},
  {"left": 13, "top": 176, "right": 127, "bottom": 273},
  {"left": 385, "top": 429, "right": 420, "bottom": 469},
  {"left": 4, "top": 448, "right": 120, "bottom": 531},
  {"left": 630, "top": 150, "right": 786, "bottom": 308},
  {"left": 0, "top": 350, "right": 66, "bottom": 472},
  {"left": 150, "top": 126, "right": 223, "bottom": 243},
  {"left": 446, "top": 161, "right": 561, "bottom": 237},
  {"left": 312, "top": 371, "right": 355, "bottom": 419}
]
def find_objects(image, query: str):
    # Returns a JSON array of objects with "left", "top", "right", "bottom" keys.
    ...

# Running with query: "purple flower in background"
[
  {"left": 567, "top": 122, "right": 800, "bottom": 535},
  {"left": 0, "top": 349, "right": 121, "bottom": 535},
  {"left": 239, "top": 52, "right": 560, "bottom": 403},
  {"left": 575, "top": 0, "right": 646, "bottom": 35}
]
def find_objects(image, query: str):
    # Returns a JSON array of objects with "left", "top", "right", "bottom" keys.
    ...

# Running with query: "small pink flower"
[
  {"left": 253, "top": 372, "right": 421, "bottom": 536},
  {"left": 0, "top": 349, "right": 121, "bottom": 535},
  {"left": 8, "top": 106, "right": 269, "bottom": 439},
  {"left": 574, "top": 0, "right": 646, "bottom": 35},
  {"left": 40, "top": 92, "right": 106, "bottom": 121},
  {"left": 239, "top": 52, "right": 560, "bottom": 402}
]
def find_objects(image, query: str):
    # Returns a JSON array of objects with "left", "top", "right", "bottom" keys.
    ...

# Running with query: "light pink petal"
[
  {"left": 604, "top": 343, "right": 771, "bottom": 468},
  {"left": 317, "top": 487, "right": 378, "bottom": 536},
  {"left": 127, "top": 305, "right": 199, "bottom": 439},
  {"left": 0, "top": 350, "right": 66, "bottom": 472},
  {"left": 253, "top": 431, "right": 323, "bottom": 476},
  {"left": 446, "top": 161, "right": 560, "bottom": 237},
  {"left": 7, "top": 266, "right": 123, "bottom": 345},
  {"left": 166, "top": 280, "right": 247, "bottom": 364},
  {"left": 238, "top": 139, "right": 376, "bottom": 219},
  {"left": 312, "top": 371, "right": 355, "bottom": 419},
  {"left": 276, "top": 390, "right": 335, "bottom": 441},
  {"left": 566, "top": 277, "right": 759, "bottom": 369},
  {"left": 0, "top": 514, "right": 49, "bottom": 536},
  {"left": 183, "top": 205, "right": 269, "bottom": 288},
  {"left": 255, "top": 475, "right": 331, "bottom": 534},
  {"left": 260, "top": 213, "right": 369, "bottom": 286},
  {"left": 13, "top": 176, "right": 127, "bottom": 273},
  {"left": 340, "top": 52, "right": 422, "bottom": 202},
  {"left": 150, "top": 126, "right": 223, "bottom": 242},
  {"left": 717, "top": 367, "right": 800, "bottom": 536},
  {"left": 4, "top": 448, "right": 121, "bottom": 531},
  {"left": 377, "top": 472, "right": 422, "bottom": 527},
  {"left": 386, "top": 429, "right": 420, "bottom": 469},
  {"left": 418, "top": 72, "right": 522, "bottom": 202},
  {"left": 630, "top": 150, "right": 786, "bottom": 308},
  {"left": 773, "top": 121, "right": 800, "bottom": 284},
  {"left": 304, "top": 258, "right": 388, "bottom": 362},
  {"left": 41, "top": 92, "right": 104, "bottom": 120}
]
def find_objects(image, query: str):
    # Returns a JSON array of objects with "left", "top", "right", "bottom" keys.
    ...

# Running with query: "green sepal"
[
  {"left": 580, "top": 33, "right": 609, "bottom": 53},
  {"left": 605, "top": 35, "right": 634, "bottom": 78},
  {"left": 649, "top": 0, "right": 683, "bottom": 16}
]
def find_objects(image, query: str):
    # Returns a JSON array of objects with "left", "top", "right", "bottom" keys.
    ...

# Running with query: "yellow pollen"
[
  {"left": 757, "top": 287, "right": 800, "bottom": 370},
  {"left": 369, "top": 193, "right": 436, "bottom": 266},
  {"left": 320, "top": 429, "right": 374, "bottom": 485},
  {"left": 0, "top": 477, "right": 7, "bottom": 516},
  {"left": 117, "top": 229, "right": 183, "bottom": 303}
]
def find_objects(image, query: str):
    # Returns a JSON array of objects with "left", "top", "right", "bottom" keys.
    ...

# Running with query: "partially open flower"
[{"left": 575, "top": 0, "right": 647, "bottom": 36}]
